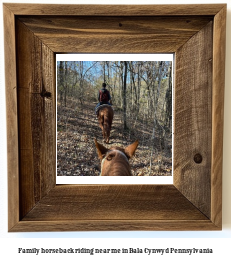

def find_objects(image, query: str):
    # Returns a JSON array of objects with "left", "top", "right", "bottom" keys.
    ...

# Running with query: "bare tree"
[
  {"left": 58, "top": 61, "right": 64, "bottom": 105},
  {"left": 123, "top": 61, "right": 128, "bottom": 130}
]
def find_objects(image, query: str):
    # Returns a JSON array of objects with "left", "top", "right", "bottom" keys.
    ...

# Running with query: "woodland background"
[{"left": 57, "top": 60, "right": 173, "bottom": 176}]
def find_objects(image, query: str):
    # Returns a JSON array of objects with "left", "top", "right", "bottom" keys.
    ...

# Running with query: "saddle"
[{"left": 95, "top": 104, "right": 113, "bottom": 115}]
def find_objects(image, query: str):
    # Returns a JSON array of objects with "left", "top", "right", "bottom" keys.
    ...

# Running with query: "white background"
[{"left": 1, "top": 0, "right": 231, "bottom": 260}]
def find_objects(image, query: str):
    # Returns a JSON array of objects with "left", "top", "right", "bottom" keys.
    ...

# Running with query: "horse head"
[{"left": 94, "top": 138, "right": 138, "bottom": 176}]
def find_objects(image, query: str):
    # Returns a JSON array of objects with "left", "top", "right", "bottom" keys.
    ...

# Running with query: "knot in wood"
[
  {"left": 194, "top": 153, "right": 203, "bottom": 164},
  {"left": 40, "top": 89, "right": 52, "bottom": 99}
]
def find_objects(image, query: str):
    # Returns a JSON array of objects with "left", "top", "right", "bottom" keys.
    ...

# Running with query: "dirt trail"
[{"left": 57, "top": 99, "right": 172, "bottom": 176}]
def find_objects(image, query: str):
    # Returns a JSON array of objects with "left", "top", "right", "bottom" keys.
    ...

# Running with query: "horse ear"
[
  {"left": 94, "top": 138, "right": 108, "bottom": 161},
  {"left": 125, "top": 140, "right": 139, "bottom": 159}
]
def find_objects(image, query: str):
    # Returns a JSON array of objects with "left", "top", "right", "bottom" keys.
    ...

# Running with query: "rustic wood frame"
[{"left": 4, "top": 4, "right": 226, "bottom": 232}]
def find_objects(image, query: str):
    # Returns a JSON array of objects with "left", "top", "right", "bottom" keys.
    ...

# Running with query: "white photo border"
[{"left": 56, "top": 54, "right": 174, "bottom": 184}]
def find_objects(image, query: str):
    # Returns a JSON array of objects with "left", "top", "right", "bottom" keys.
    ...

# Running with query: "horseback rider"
[{"left": 95, "top": 83, "right": 112, "bottom": 114}]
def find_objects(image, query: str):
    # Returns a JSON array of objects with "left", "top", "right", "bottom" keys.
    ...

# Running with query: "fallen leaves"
[{"left": 57, "top": 99, "right": 172, "bottom": 177}]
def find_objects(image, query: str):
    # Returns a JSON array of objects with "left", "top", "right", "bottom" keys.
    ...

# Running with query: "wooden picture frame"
[{"left": 4, "top": 3, "right": 226, "bottom": 231}]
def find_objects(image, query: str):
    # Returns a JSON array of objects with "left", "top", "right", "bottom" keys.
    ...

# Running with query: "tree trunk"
[
  {"left": 103, "top": 61, "right": 106, "bottom": 83},
  {"left": 59, "top": 61, "right": 64, "bottom": 105},
  {"left": 79, "top": 61, "right": 84, "bottom": 105},
  {"left": 123, "top": 61, "right": 128, "bottom": 130},
  {"left": 64, "top": 61, "right": 67, "bottom": 107},
  {"left": 165, "top": 64, "right": 172, "bottom": 130},
  {"left": 136, "top": 62, "right": 141, "bottom": 114}
]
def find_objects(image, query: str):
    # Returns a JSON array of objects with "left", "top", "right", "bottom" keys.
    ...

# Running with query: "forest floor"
[{"left": 57, "top": 98, "right": 172, "bottom": 176}]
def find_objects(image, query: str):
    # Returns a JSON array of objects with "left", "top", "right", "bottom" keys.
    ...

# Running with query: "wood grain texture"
[
  {"left": 14, "top": 185, "right": 219, "bottom": 231},
  {"left": 174, "top": 22, "right": 213, "bottom": 218},
  {"left": 4, "top": 3, "right": 226, "bottom": 231},
  {"left": 3, "top": 4, "right": 20, "bottom": 231},
  {"left": 22, "top": 185, "right": 207, "bottom": 221},
  {"left": 16, "top": 19, "right": 56, "bottom": 219},
  {"left": 211, "top": 5, "right": 226, "bottom": 228},
  {"left": 11, "top": 220, "right": 218, "bottom": 232},
  {"left": 18, "top": 16, "right": 213, "bottom": 53},
  {"left": 3, "top": 3, "right": 225, "bottom": 16}
]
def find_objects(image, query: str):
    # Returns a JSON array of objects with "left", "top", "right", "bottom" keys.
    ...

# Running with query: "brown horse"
[
  {"left": 97, "top": 104, "right": 114, "bottom": 144},
  {"left": 94, "top": 138, "right": 139, "bottom": 176}
]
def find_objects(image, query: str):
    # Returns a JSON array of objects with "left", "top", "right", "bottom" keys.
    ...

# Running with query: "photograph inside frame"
[{"left": 56, "top": 54, "right": 173, "bottom": 184}]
